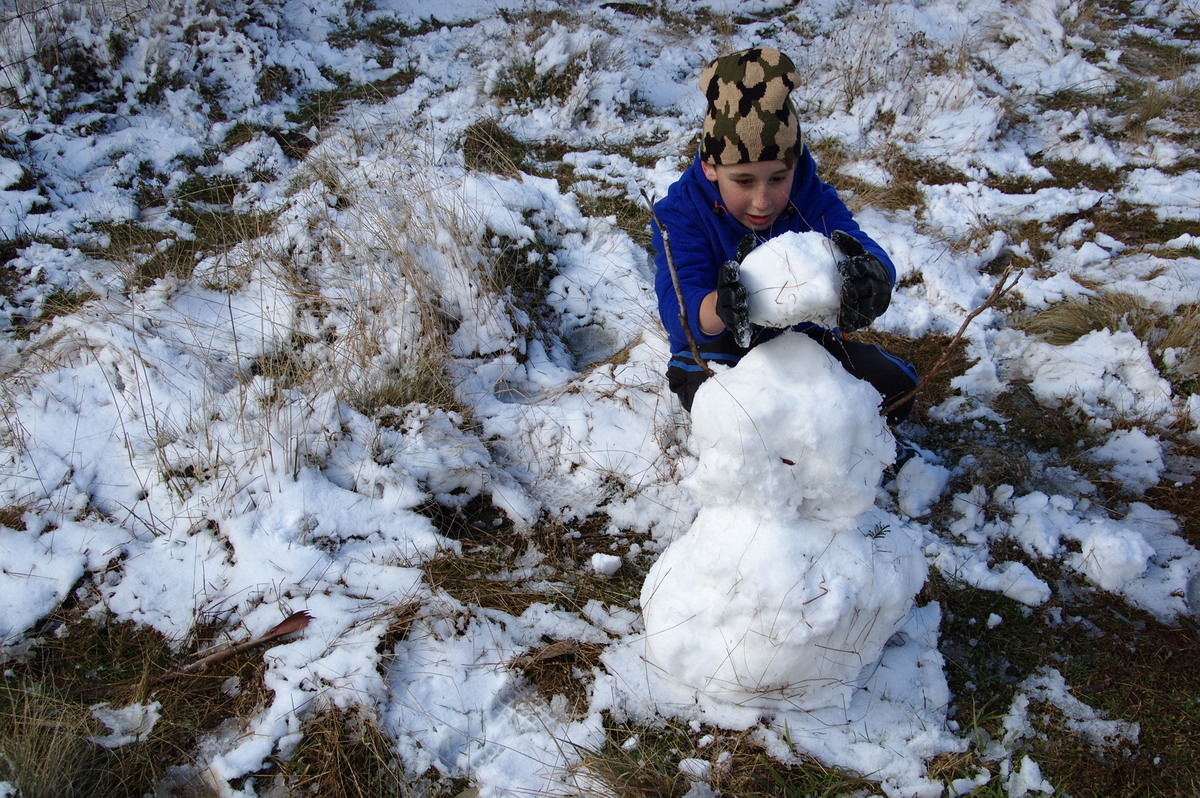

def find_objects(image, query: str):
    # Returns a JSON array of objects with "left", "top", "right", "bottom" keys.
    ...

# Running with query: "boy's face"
[{"left": 700, "top": 159, "right": 794, "bottom": 231}]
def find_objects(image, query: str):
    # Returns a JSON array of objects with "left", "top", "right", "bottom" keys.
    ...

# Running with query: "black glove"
[
  {"left": 715, "top": 258, "right": 751, "bottom": 347},
  {"left": 832, "top": 230, "right": 891, "bottom": 333}
]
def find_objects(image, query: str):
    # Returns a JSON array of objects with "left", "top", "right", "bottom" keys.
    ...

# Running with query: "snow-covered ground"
[{"left": 1, "top": 0, "right": 1198, "bottom": 795}]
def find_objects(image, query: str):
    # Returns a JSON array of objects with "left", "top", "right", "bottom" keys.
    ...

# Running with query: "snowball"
[
  {"left": 1069, "top": 524, "right": 1155, "bottom": 591},
  {"left": 640, "top": 507, "right": 926, "bottom": 710},
  {"left": 688, "top": 333, "right": 894, "bottom": 521},
  {"left": 737, "top": 231, "right": 843, "bottom": 329},
  {"left": 896, "top": 457, "right": 952, "bottom": 518},
  {"left": 590, "top": 552, "right": 622, "bottom": 576}
]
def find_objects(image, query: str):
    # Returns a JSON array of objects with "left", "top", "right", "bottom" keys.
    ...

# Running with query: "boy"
[{"left": 653, "top": 47, "right": 917, "bottom": 422}]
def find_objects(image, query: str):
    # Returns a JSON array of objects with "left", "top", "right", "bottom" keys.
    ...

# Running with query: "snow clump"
[{"left": 737, "top": 230, "right": 843, "bottom": 329}]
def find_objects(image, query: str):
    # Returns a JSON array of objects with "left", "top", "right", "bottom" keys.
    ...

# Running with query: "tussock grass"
[
  {"left": 1118, "top": 33, "right": 1199, "bottom": 80},
  {"left": 1024, "top": 157, "right": 1123, "bottom": 192},
  {"left": 0, "top": 681, "right": 123, "bottom": 797},
  {"left": 809, "top": 138, "right": 976, "bottom": 218},
  {"left": 271, "top": 705, "right": 416, "bottom": 798},
  {"left": 286, "top": 68, "right": 419, "bottom": 131},
  {"left": 423, "top": 543, "right": 545, "bottom": 615},
  {"left": 1019, "top": 292, "right": 1149, "bottom": 345},
  {"left": 0, "top": 604, "right": 275, "bottom": 796},
  {"left": 491, "top": 53, "right": 587, "bottom": 109},
  {"left": 574, "top": 186, "right": 653, "bottom": 251},
  {"left": 486, "top": 11, "right": 632, "bottom": 125},
  {"left": 488, "top": 9, "right": 591, "bottom": 110},
  {"left": 6, "top": 286, "right": 100, "bottom": 339},
  {"left": 482, "top": 225, "right": 558, "bottom": 304},
  {"left": 528, "top": 513, "right": 652, "bottom": 612},
  {"left": 511, "top": 639, "right": 605, "bottom": 718},
  {"left": 461, "top": 118, "right": 529, "bottom": 177},
  {"left": 1087, "top": 204, "right": 1200, "bottom": 251},
  {"left": 83, "top": 207, "right": 280, "bottom": 291},
  {"left": 418, "top": 511, "right": 651, "bottom": 620},
  {"left": 285, "top": 146, "right": 471, "bottom": 417}
]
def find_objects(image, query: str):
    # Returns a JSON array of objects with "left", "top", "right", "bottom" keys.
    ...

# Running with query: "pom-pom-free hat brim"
[{"left": 700, "top": 47, "right": 801, "bottom": 165}]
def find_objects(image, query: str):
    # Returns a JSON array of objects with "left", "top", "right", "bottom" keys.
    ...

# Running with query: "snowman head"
[{"left": 738, "top": 231, "right": 843, "bottom": 330}]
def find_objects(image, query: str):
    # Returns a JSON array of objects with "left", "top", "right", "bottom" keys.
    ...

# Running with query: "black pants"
[{"left": 667, "top": 328, "right": 918, "bottom": 424}]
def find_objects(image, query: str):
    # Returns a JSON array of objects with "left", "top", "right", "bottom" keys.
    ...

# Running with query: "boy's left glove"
[{"left": 832, "top": 230, "right": 891, "bottom": 333}]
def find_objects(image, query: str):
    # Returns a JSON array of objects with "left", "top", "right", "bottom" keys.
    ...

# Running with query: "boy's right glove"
[
  {"left": 832, "top": 230, "right": 892, "bottom": 333},
  {"left": 715, "top": 258, "right": 751, "bottom": 347}
]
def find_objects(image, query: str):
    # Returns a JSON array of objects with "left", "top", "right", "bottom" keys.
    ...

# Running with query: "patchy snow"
[{"left": 1, "top": 0, "right": 1198, "bottom": 796}]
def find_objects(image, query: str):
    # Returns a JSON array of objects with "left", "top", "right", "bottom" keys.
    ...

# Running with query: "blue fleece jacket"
[{"left": 652, "top": 148, "right": 895, "bottom": 358}]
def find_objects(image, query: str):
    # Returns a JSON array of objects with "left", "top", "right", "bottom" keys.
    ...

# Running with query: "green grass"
[{"left": 922, "top": 558, "right": 1200, "bottom": 796}]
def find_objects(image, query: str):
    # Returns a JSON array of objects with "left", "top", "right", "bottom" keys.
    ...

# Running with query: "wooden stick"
[
  {"left": 153, "top": 610, "right": 314, "bottom": 683},
  {"left": 643, "top": 189, "right": 714, "bottom": 378},
  {"left": 880, "top": 264, "right": 1019, "bottom": 417},
  {"left": 81, "top": 610, "right": 314, "bottom": 697}
]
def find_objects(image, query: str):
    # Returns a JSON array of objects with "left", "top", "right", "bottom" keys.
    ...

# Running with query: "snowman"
[{"left": 641, "top": 231, "right": 927, "bottom": 711}]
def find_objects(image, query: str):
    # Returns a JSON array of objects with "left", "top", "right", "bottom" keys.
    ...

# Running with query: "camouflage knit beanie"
[{"left": 699, "top": 47, "right": 801, "bottom": 165}]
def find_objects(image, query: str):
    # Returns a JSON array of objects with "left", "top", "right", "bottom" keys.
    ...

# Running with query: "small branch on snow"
[
  {"left": 880, "top": 264, "right": 1019, "bottom": 418},
  {"left": 84, "top": 611, "right": 315, "bottom": 697},
  {"left": 155, "top": 610, "right": 314, "bottom": 683}
]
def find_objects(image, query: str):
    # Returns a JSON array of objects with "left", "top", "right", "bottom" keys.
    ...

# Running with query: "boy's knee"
[{"left": 667, "top": 368, "right": 708, "bottom": 413}]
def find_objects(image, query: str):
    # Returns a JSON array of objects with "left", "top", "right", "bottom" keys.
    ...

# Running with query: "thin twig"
[
  {"left": 643, "top": 189, "right": 714, "bottom": 378},
  {"left": 82, "top": 611, "right": 315, "bottom": 697},
  {"left": 880, "top": 264, "right": 1020, "bottom": 416},
  {"left": 155, "top": 610, "right": 314, "bottom": 683}
]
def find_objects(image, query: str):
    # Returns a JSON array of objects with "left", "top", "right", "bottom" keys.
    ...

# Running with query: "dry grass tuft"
[
  {"left": 1019, "top": 291, "right": 1150, "bottom": 345},
  {"left": 809, "top": 139, "right": 969, "bottom": 216},
  {"left": 83, "top": 208, "right": 280, "bottom": 291},
  {"left": 271, "top": 705, "right": 411, "bottom": 797},
  {"left": 575, "top": 720, "right": 875, "bottom": 798},
  {"left": 0, "top": 605, "right": 276, "bottom": 796},
  {"left": 1086, "top": 204, "right": 1200, "bottom": 250},
  {"left": 0, "top": 681, "right": 121, "bottom": 797},
  {"left": 422, "top": 542, "right": 544, "bottom": 616},
  {"left": 461, "top": 117, "right": 529, "bottom": 177},
  {"left": 510, "top": 639, "right": 605, "bottom": 718}
]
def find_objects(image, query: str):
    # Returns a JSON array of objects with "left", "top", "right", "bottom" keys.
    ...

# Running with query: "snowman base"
[{"left": 641, "top": 505, "right": 925, "bottom": 711}]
